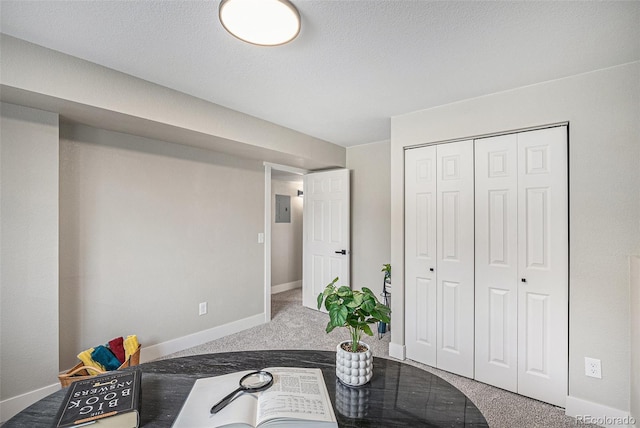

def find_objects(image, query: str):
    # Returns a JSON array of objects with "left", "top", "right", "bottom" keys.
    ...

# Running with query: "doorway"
[{"left": 263, "top": 163, "right": 307, "bottom": 321}]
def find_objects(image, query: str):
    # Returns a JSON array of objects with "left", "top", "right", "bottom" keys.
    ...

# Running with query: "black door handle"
[{"left": 335, "top": 250, "right": 346, "bottom": 255}]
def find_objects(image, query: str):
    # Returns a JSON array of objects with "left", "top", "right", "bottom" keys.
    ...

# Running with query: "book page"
[
  {"left": 256, "top": 367, "right": 336, "bottom": 426},
  {"left": 171, "top": 371, "right": 258, "bottom": 428}
]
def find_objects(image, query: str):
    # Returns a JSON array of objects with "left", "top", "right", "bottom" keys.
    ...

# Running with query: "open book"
[{"left": 172, "top": 367, "right": 338, "bottom": 428}]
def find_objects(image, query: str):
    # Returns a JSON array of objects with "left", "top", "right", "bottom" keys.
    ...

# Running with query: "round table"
[{"left": 4, "top": 350, "right": 488, "bottom": 427}]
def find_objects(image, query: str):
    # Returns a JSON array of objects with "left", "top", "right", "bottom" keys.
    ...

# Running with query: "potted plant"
[
  {"left": 378, "top": 264, "right": 391, "bottom": 337},
  {"left": 317, "top": 277, "right": 391, "bottom": 386},
  {"left": 381, "top": 263, "right": 391, "bottom": 283}
]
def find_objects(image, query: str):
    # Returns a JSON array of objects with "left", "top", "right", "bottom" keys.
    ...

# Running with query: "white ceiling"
[{"left": 1, "top": 1, "right": 638, "bottom": 147}]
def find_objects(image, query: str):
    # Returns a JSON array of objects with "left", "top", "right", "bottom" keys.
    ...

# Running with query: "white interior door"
[
  {"left": 435, "top": 140, "right": 475, "bottom": 378},
  {"left": 405, "top": 146, "right": 437, "bottom": 366},
  {"left": 516, "top": 126, "right": 568, "bottom": 407},
  {"left": 302, "top": 169, "right": 350, "bottom": 310},
  {"left": 475, "top": 133, "right": 519, "bottom": 392}
]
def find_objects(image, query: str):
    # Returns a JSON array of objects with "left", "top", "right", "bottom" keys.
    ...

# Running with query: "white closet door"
[
  {"left": 405, "top": 146, "right": 437, "bottom": 366},
  {"left": 435, "top": 140, "right": 475, "bottom": 378},
  {"left": 474, "top": 126, "right": 568, "bottom": 407},
  {"left": 474, "top": 134, "right": 519, "bottom": 392},
  {"left": 517, "top": 126, "right": 568, "bottom": 407}
]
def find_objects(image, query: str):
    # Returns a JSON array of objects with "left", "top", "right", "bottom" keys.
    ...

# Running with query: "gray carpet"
[{"left": 160, "top": 288, "right": 598, "bottom": 428}]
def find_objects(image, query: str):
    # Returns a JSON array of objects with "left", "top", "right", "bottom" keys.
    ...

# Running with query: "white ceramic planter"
[
  {"left": 335, "top": 378, "right": 370, "bottom": 417},
  {"left": 335, "top": 340, "right": 372, "bottom": 387}
]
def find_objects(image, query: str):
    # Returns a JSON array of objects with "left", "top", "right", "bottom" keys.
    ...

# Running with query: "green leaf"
[
  {"left": 371, "top": 304, "right": 391, "bottom": 323},
  {"left": 329, "top": 305, "right": 347, "bottom": 327},
  {"left": 345, "top": 293, "right": 363, "bottom": 308},
  {"left": 361, "top": 287, "right": 374, "bottom": 296},
  {"left": 337, "top": 286, "right": 352, "bottom": 298},
  {"left": 353, "top": 293, "right": 364, "bottom": 305},
  {"left": 361, "top": 297, "right": 376, "bottom": 313},
  {"left": 325, "top": 294, "right": 339, "bottom": 310},
  {"left": 377, "top": 304, "right": 391, "bottom": 315},
  {"left": 371, "top": 311, "right": 390, "bottom": 324},
  {"left": 317, "top": 292, "right": 324, "bottom": 310},
  {"left": 346, "top": 318, "right": 359, "bottom": 328},
  {"left": 326, "top": 322, "right": 337, "bottom": 334},
  {"left": 373, "top": 309, "right": 391, "bottom": 323},
  {"left": 362, "top": 323, "right": 373, "bottom": 336}
]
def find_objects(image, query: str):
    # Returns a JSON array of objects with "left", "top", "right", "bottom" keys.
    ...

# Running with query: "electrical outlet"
[
  {"left": 199, "top": 302, "right": 208, "bottom": 316},
  {"left": 584, "top": 357, "right": 601, "bottom": 378}
]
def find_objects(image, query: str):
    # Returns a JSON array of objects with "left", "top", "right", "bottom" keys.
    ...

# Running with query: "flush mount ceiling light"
[{"left": 219, "top": 0, "right": 301, "bottom": 46}]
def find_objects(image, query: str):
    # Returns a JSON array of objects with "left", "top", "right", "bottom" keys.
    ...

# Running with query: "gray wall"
[
  {"left": 270, "top": 179, "right": 303, "bottom": 288},
  {"left": 390, "top": 62, "right": 640, "bottom": 411},
  {"left": 0, "top": 35, "right": 347, "bottom": 417},
  {"left": 58, "top": 122, "right": 264, "bottom": 369},
  {"left": 1, "top": 103, "right": 59, "bottom": 402},
  {"left": 347, "top": 141, "right": 391, "bottom": 295}
]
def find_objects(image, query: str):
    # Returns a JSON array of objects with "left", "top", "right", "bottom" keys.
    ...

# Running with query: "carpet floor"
[{"left": 160, "top": 288, "right": 598, "bottom": 428}]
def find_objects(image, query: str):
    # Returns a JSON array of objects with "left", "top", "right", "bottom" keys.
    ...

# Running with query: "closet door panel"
[
  {"left": 517, "top": 126, "right": 568, "bottom": 408},
  {"left": 405, "top": 146, "right": 438, "bottom": 366},
  {"left": 441, "top": 280, "right": 461, "bottom": 351},
  {"left": 474, "top": 134, "right": 518, "bottom": 392},
  {"left": 436, "top": 140, "right": 475, "bottom": 378},
  {"left": 414, "top": 277, "right": 436, "bottom": 346}
]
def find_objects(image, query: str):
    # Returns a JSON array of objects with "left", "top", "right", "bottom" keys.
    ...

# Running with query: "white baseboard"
[
  {"left": 271, "top": 280, "right": 302, "bottom": 294},
  {"left": 0, "top": 382, "right": 60, "bottom": 423},
  {"left": 566, "top": 396, "right": 636, "bottom": 428},
  {"left": 389, "top": 342, "right": 406, "bottom": 360},
  {"left": 140, "top": 312, "right": 267, "bottom": 362},
  {"left": 1, "top": 312, "right": 267, "bottom": 423}
]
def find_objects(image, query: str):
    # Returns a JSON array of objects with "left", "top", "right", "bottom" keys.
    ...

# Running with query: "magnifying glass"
[{"left": 210, "top": 371, "right": 274, "bottom": 414}]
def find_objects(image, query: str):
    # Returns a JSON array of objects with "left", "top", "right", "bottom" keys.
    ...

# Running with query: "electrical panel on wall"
[{"left": 275, "top": 194, "right": 291, "bottom": 223}]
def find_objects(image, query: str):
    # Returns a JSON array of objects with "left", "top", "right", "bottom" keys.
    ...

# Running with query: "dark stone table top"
[{"left": 4, "top": 350, "right": 487, "bottom": 427}]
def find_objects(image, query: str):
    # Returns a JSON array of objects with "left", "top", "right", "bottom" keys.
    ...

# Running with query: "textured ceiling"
[{"left": 1, "top": 1, "right": 639, "bottom": 147}]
